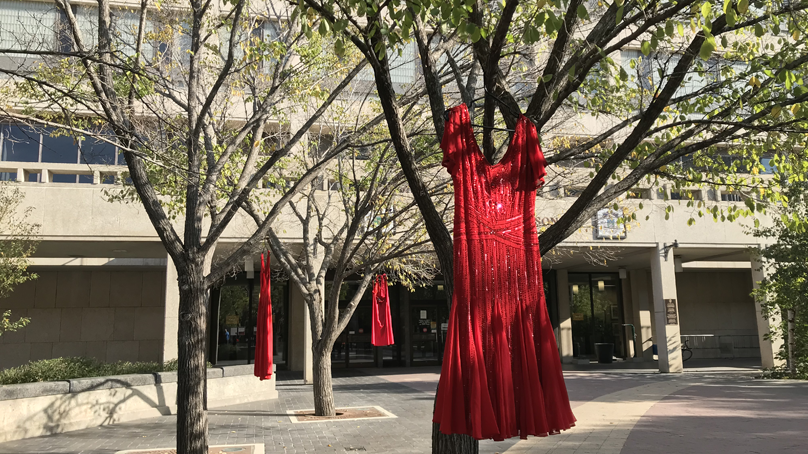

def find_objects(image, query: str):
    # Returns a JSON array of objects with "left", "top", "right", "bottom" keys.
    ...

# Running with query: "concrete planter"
[{"left": 0, "top": 364, "right": 277, "bottom": 443}]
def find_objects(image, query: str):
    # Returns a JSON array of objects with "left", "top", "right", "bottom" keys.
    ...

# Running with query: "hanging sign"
[
  {"left": 665, "top": 299, "right": 678, "bottom": 325},
  {"left": 595, "top": 208, "right": 627, "bottom": 239},
  {"left": 225, "top": 315, "right": 239, "bottom": 325},
  {"left": 572, "top": 313, "right": 585, "bottom": 321}
]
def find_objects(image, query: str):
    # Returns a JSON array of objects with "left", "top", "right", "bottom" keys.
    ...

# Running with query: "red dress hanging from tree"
[
  {"left": 254, "top": 253, "right": 273, "bottom": 380},
  {"left": 433, "top": 104, "right": 575, "bottom": 441},
  {"left": 372, "top": 274, "right": 395, "bottom": 347}
]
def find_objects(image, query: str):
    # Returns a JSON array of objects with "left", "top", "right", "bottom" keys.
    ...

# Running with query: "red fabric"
[
  {"left": 253, "top": 253, "right": 273, "bottom": 380},
  {"left": 371, "top": 274, "right": 395, "bottom": 347},
  {"left": 433, "top": 104, "right": 575, "bottom": 441}
]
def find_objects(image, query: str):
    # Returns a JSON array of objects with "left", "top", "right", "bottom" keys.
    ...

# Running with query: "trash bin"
[{"left": 595, "top": 343, "right": 614, "bottom": 364}]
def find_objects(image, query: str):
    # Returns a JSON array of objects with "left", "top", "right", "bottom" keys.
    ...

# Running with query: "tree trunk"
[
  {"left": 787, "top": 308, "right": 796, "bottom": 377},
  {"left": 176, "top": 264, "right": 209, "bottom": 454},
  {"left": 432, "top": 423, "right": 479, "bottom": 454},
  {"left": 313, "top": 344, "right": 336, "bottom": 416}
]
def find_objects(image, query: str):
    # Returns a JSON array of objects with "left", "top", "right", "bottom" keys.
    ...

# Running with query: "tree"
[
  {"left": 0, "top": 182, "right": 40, "bottom": 336},
  {"left": 253, "top": 121, "right": 438, "bottom": 416},
  {"left": 0, "top": 1, "right": 384, "bottom": 452},
  {"left": 752, "top": 179, "right": 808, "bottom": 379},
  {"left": 296, "top": 0, "right": 808, "bottom": 451}
]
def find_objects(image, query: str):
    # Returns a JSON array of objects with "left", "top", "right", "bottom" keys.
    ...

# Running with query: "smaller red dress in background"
[
  {"left": 253, "top": 253, "right": 273, "bottom": 380},
  {"left": 371, "top": 274, "right": 394, "bottom": 347}
]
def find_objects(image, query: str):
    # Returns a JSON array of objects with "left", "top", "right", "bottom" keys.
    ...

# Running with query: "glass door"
[
  {"left": 568, "top": 273, "right": 625, "bottom": 359},
  {"left": 216, "top": 285, "right": 255, "bottom": 365},
  {"left": 411, "top": 304, "right": 447, "bottom": 365},
  {"left": 569, "top": 274, "right": 594, "bottom": 357}
]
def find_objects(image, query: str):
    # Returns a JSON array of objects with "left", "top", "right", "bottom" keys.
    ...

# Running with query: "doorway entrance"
[
  {"left": 209, "top": 276, "right": 289, "bottom": 368},
  {"left": 568, "top": 273, "right": 625, "bottom": 359},
  {"left": 411, "top": 303, "right": 448, "bottom": 365}
]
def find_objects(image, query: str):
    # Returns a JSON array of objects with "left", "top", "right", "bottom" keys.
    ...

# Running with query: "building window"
[
  {"left": 0, "top": 123, "right": 121, "bottom": 183},
  {"left": 565, "top": 186, "right": 585, "bottom": 198},
  {"left": 721, "top": 191, "right": 743, "bottom": 202},
  {"left": 626, "top": 189, "right": 648, "bottom": 199},
  {"left": 670, "top": 189, "right": 701, "bottom": 201},
  {"left": 0, "top": 1, "right": 61, "bottom": 54}
]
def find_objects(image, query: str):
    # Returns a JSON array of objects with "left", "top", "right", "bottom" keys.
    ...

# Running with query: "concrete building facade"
[
  {"left": 0, "top": 0, "right": 784, "bottom": 377},
  {"left": 0, "top": 164, "right": 783, "bottom": 375}
]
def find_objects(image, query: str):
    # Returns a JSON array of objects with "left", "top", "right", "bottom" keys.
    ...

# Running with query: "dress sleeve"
[
  {"left": 441, "top": 106, "right": 464, "bottom": 176},
  {"left": 525, "top": 120, "right": 548, "bottom": 189}
]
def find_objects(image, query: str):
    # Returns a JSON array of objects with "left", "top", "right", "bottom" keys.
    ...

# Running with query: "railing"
[
  {"left": 681, "top": 334, "right": 761, "bottom": 359},
  {"left": 0, "top": 161, "right": 126, "bottom": 184}
]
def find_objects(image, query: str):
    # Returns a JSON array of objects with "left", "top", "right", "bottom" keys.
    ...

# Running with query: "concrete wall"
[
  {"left": 0, "top": 364, "right": 277, "bottom": 443},
  {"left": 0, "top": 269, "right": 166, "bottom": 369},
  {"left": 676, "top": 270, "right": 761, "bottom": 359}
]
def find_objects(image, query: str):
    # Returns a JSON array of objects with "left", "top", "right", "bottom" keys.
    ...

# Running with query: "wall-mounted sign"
[
  {"left": 430, "top": 321, "right": 437, "bottom": 329},
  {"left": 572, "top": 313, "right": 585, "bottom": 321},
  {"left": 538, "top": 217, "right": 560, "bottom": 226},
  {"left": 665, "top": 299, "right": 678, "bottom": 325},
  {"left": 225, "top": 315, "right": 239, "bottom": 325},
  {"left": 441, "top": 323, "right": 448, "bottom": 331},
  {"left": 595, "top": 208, "right": 627, "bottom": 240},
  {"left": 420, "top": 310, "right": 428, "bottom": 319}
]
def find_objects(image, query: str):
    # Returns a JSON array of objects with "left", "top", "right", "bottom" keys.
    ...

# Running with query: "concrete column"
[
  {"left": 629, "top": 269, "right": 655, "bottom": 361},
  {"left": 162, "top": 256, "right": 179, "bottom": 363},
  {"left": 288, "top": 284, "right": 314, "bottom": 382},
  {"left": 650, "top": 244, "right": 683, "bottom": 373},
  {"left": 556, "top": 270, "right": 574, "bottom": 364},
  {"left": 399, "top": 286, "right": 412, "bottom": 367},
  {"left": 751, "top": 256, "right": 785, "bottom": 369},
  {"left": 302, "top": 302, "right": 313, "bottom": 383},
  {"left": 620, "top": 274, "right": 636, "bottom": 358}
]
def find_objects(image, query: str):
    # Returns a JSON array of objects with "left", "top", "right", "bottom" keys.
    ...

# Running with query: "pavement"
[{"left": 0, "top": 361, "right": 806, "bottom": 454}]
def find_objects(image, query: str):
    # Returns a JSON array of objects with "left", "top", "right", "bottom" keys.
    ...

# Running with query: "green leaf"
[
  {"left": 666, "top": 20, "right": 674, "bottom": 37},
  {"left": 722, "top": 0, "right": 731, "bottom": 14},
  {"left": 542, "top": 74, "right": 553, "bottom": 83},
  {"left": 536, "top": 11, "right": 547, "bottom": 27},
  {"left": 524, "top": 24, "right": 541, "bottom": 43},
  {"left": 334, "top": 39, "right": 345, "bottom": 58},
  {"left": 727, "top": 7, "right": 736, "bottom": 27},
  {"left": 471, "top": 24, "right": 482, "bottom": 42},
  {"left": 701, "top": 2, "right": 712, "bottom": 18},
  {"left": 616, "top": 5, "right": 624, "bottom": 25},
  {"left": 678, "top": 22, "right": 685, "bottom": 37},
  {"left": 755, "top": 24, "right": 765, "bottom": 37},
  {"left": 577, "top": 4, "right": 589, "bottom": 20},
  {"left": 641, "top": 40, "right": 652, "bottom": 56},
  {"left": 619, "top": 67, "right": 629, "bottom": 81},
  {"left": 738, "top": 0, "right": 749, "bottom": 13},
  {"left": 700, "top": 35, "right": 716, "bottom": 60}
]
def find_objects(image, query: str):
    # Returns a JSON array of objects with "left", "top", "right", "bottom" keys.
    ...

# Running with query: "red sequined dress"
[{"left": 433, "top": 104, "right": 576, "bottom": 441}]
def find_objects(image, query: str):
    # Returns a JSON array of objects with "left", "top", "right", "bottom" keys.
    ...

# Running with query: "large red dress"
[{"left": 433, "top": 104, "right": 575, "bottom": 441}]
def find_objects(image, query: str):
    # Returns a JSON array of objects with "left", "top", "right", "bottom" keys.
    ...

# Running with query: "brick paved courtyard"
[{"left": 0, "top": 367, "right": 806, "bottom": 454}]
